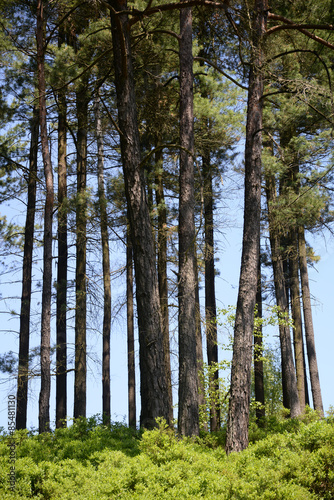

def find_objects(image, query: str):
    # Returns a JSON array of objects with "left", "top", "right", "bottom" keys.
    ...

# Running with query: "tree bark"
[
  {"left": 95, "top": 93, "right": 111, "bottom": 423},
  {"left": 288, "top": 231, "right": 306, "bottom": 411},
  {"left": 298, "top": 226, "right": 324, "bottom": 415},
  {"left": 155, "top": 147, "right": 173, "bottom": 425},
  {"left": 127, "top": 220, "right": 136, "bottom": 428},
  {"left": 74, "top": 76, "right": 89, "bottom": 419},
  {"left": 37, "top": 0, "right": 54, "bottom": 433},
  {"left": 16, "top": 103, "right": 39, "bottom": 430},
  {"left": 56, "top": 26, "right": 68, "bottom": 427},
  {"left": 109, "top": 0, "right": 170, "bottom": 428},
  {"left": 203, "top": 151, "right": 219, "bottom": 432},
  {"left": 265, "top": 171, "right": 301, "bottom": 418},
  {"left": 226, "top": 0, "right": 267, "bottom": 454},
  {"left": 254, "top": 254, "right": 265, "bottom": 424},
  {"left": 178, "top": 2, "right": 199, "bottom": 437}
]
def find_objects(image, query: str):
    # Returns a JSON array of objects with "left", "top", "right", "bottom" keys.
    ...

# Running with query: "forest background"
[{"left": 0, "top": 0, "right": 333, "bottom": 449}]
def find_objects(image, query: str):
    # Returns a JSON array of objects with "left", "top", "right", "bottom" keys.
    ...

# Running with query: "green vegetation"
[{"left": 0, "top": 414, "right": 333, "bottom": 499}]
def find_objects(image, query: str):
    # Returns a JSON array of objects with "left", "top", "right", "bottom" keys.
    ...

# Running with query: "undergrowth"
[{"left": 0, "top": 413, "right": 333, "bottom": 499}]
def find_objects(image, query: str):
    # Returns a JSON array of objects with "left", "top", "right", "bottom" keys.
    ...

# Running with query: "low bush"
[{"left": 0, "top": 415, "right": 333, "bottom": 499}]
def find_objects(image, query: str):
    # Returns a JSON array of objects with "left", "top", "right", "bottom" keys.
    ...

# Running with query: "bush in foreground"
[{"left": 0, "top": 415, "right": 333, "bottom": 499}]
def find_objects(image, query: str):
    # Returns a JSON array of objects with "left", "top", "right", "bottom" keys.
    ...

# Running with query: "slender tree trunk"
[
  {"left": 109, "top": 0, "right": 170, "bottom": 428},
  {"left": 254, "top": 254, "right": 265, "bottom": 425},
  {"left": 265, "top": 171, "right": 301, "bottom": 418},
  {"left": 127, "top": 221, "right": 136, "bottom": 428},
  {"left": 16, "top": 104, "right": 39, "bottom": 430},
  {"left": 74, "top": 77, "right": 89, "bottom": 419},
  {"left": 37, "top": 0, "right": 54, "bottom": 433},
  {"left": 195, "top": 251, "right": 207, "bottom": 430},
  {"left": 155, "top": 147, "right": 173, "bottom": 425},
  {"left": 298, "top": 226, "right": 324, "bottom": 415},
  {"left": 56, "top": 28, "right": 68, "bottom": 427},
  {"left": 95, "top": 93, "right": 111, "bottom": 423},
  {"left": 178, "top": 3, "right": 199, "bottom": 437},
  {"left": 288, "top": 231, "right": 306, "bottom": 411},
  {"left": 226, "top": 0, "right": 267, "bottom": 454},
  {"left": 203, "top": 151, "right": 219, "bottom": 432}
]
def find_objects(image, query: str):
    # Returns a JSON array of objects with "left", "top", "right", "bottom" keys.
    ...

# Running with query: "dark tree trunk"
[
  {"left": 265, "top": 171, "right": 301, "bottom": 418},
  {"left": 16, "top": 104, "right": 39, "bottom": 430},
  {"left": 155, "top": 147, "right": 173, "bottom": 425},
  {"left": 226, "top": 0, "right": 267, "bottom": 454},
  {"left": 95, "top": 93, "right": 111, "bottom": 423},
  {"left": 74, "top": 77, "right": 89, "bottom": 419},
  {"left": 298, "top": 226, "right": 324, "bottom": 415},
  {"left": 254, "top": 254, "right": 265, "bottom": 425},
  {"left": 37, "top": 0, "right": 54, "bottom": 434},
  {"left": 178, "top": 3, "right": 199, "bottom": 437},
  {"left": 109, "top": 0, "right": 170, "bottom": 428},
  {"left": 288, "top": 231, "right": 306, "bottom": 411},
  {"left": 127, "top": 221, "right": 136, "bottom": 429},
  {"left": 203, "top": 151, "right": 219, "bottom": 432},
  {"left": 56, "top": 27, "right": 68, "bottom": 427}
]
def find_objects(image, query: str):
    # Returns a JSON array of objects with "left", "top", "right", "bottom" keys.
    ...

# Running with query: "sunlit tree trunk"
[
  {"left": 203, "top": 150, "right": 219, "bottom": 432},
  {"left": 226, "top": 0, "right": 267, "bottom": 454},
  {"left": 56, "top": 21, "right": 68, "bottom": 428},
  {"left": 110, "top": 0, "right": 170, "bottom": 427},
  {"left": 74, "top": 76, "right": 89, "bottom": 419},
  {"left": 127, "top": 220, "right": 136, "bottom": 428},
  {"left": 155, "top": 147, "right": 173, "bottom": 425},
  {"left": 37, "top": 0, "right": 54, "bottom": 433},
  {"left": 95, "top": 93, "right": 111, "bottom": 423},
  {"left": 265, "top": 170, "right": 300, "bottom": 418},
  {"left": 16, "top": 103, "right": 39, "bottom": 430},
  {"left": 298, "top": 226, "right": 324, "bottom": 415},
  {"left": 254, "top": 254, "right": 265, "bottom": 425},
  {"left": 178, "top": 2, "right": 199, "bottom": 437}
]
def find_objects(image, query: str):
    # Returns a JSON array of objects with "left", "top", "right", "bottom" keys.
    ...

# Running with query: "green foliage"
[{"left": 1, "top": 417, "right": 334, "bottom": 499}]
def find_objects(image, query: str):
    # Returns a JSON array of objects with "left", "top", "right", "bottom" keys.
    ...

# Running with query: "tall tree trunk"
[
  {"left": 127, "top": 220, "right": 136, "bottom": 428},
  {"left": 226, "top": 0, "right": 267, "bottom": 454},
  {"left": 195, "top": 250, "right": 207, "bottom": 430},
  {"left": 74, "top": 77, "right": 89, "bottom": 419},
  {"left": 16, "top": 103, "right": 39, "bottom": 430},
  {"left": 178, "top": 2, "right": 199, "bottom": 437},
  {"left": 37, "top": 0, "right": 54, "bottom": 433},
  {"left": 265, "top": 170, "right": 301, "bottom": 418},
  {"left": 109, "top": 0, "right": 170, "bottom": 428},
  {"left": 203, "top": 151, "right": 219, "bottom": 432},
  {"left": 95, "top": 93, "right": 111, "bottom": 423},
  {"left": 288, "top": 231, "right": 306, "bottom": 411},
  {"left": 155, "top": 147, "right": 173, "bottom": 425},
  {"left": 254, "top": 254, "right": 265, "bottom": 425},
  {"left": 56, "top": 25, "right": 68, "bottom": 427},
  {"left": 298, "top": 226, "right": 324, "bottom": 415}
]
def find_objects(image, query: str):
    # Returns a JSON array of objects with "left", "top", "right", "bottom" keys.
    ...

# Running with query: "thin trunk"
[
  {"left": 16, "top": 104, "right": 39, "bottom": 430},
  {"left": 178, "top": 3, "right": 199, "bottom": 437},
  {"left": 203, "top": 151, "right": 219, "bottom": 432},
  {"left": 110, "top": 1, "right": 170, "bottom": 428},
  {"left": 95, "top": 93, "right": 111, "bottom": 423},
  {"left": 226, "top": 0, "right": 267, "bottom": 454},
  {"left": 74, "top": 78, "right": 88, "bottom": 419},
  {"left": 127, "top": 221, "right": 136, "bottom": 428},
  {"left": 288, "top": 231, "right": 306, "bottom": 411},
  {"left": 298, "top": 226, "right": 324, "bottom": 415},
  {"left": 155, "top": 147, "right": 173, "bottom": 425},
  {"left": 254, "top": 254, "right": 265, "bottom": 424},
  {"left": 195, "top": 251, "right": 207, "bottom": 430},
  {"left": 56, "top": 27, "right": 67, "bottom": 427},
  {"left": 37, "top": 0, "right": 54, "bottom": 433},
  {"left": 265, "top": 171, "right": 301, "bottom": 418}
]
